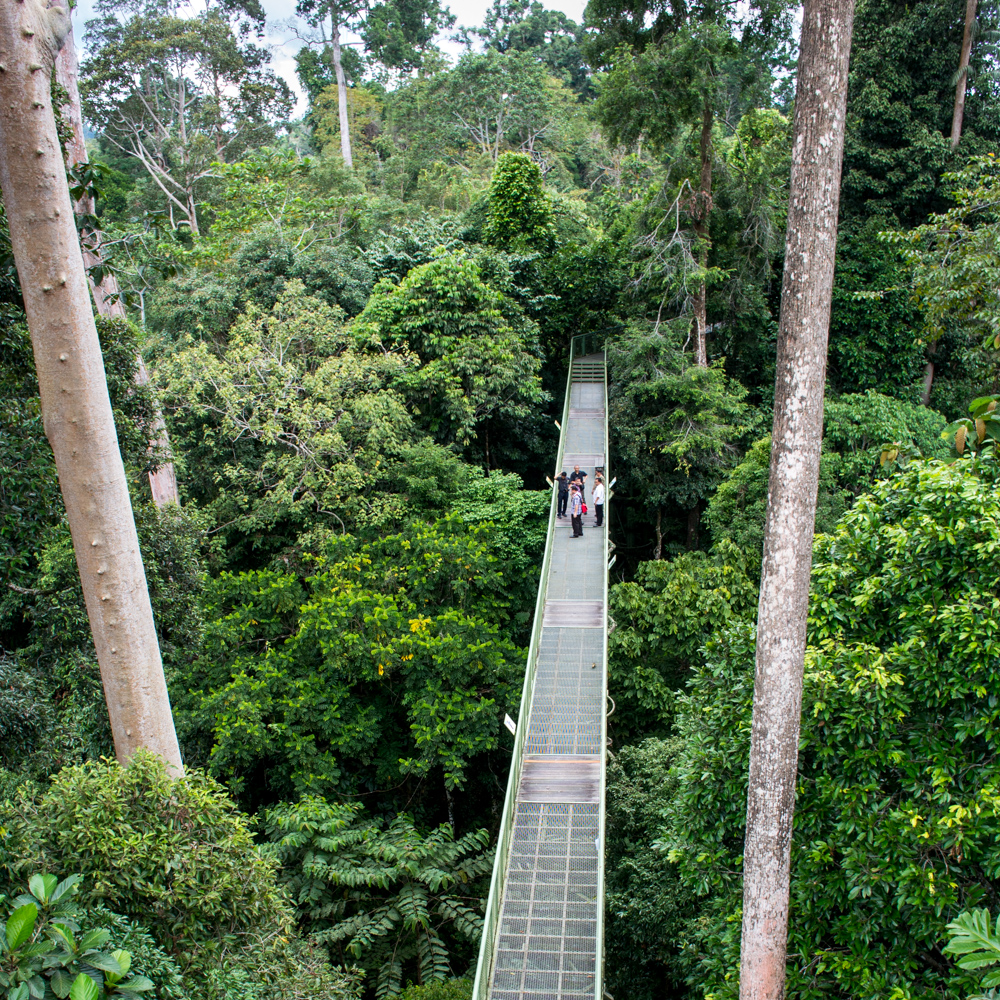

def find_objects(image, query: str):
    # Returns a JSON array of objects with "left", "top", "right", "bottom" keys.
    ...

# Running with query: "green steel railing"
[
  {"left": 596, "top": 344, "right": 610, "bottom": 1000},
  {"left": 472, "top": 334, "right": 608, "bottom": 1000}
]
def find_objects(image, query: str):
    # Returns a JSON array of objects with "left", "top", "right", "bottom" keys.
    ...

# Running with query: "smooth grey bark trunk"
[
  {"left": 951, "top": 0, "right": 978, "bottom": 148},
  {"left": 54, "top": 24, "right": 180, "bottom": 508},
  {"left": 692, "top": 99, "right": 713, "bottom": 368},
  {"left": 0, "top": 0, "right": 183, "bottom": 775},
  {"left": 739, "top": 0, "right": 855, "bottom": 995},
  {"left": 331, "top": 21, "right": 353, "bottom": 169},
  {"left": 921, "top": 341, "right": 938, "bottom": 406}
]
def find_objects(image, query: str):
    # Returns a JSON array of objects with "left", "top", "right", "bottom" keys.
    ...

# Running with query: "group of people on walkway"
[{"left": 555, "top": 465, "right": 605, "bottom": 537}]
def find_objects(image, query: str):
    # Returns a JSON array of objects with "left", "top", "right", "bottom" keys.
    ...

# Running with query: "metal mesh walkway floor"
[{"left": 477, "top": 350, "right": 608, "bottom": 1000}]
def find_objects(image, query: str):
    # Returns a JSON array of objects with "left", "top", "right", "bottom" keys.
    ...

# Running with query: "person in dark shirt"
[
  {"left": 568, "top": 465, "right": 587, "bottom": 499},
  {"left": 556, "top": 472, "right": 569, "bottom": 518}
]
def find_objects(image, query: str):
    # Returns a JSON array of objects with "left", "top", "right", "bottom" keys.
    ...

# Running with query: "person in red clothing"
[{"left": 569, "top": 483, "right": 584, "bottom": 537}]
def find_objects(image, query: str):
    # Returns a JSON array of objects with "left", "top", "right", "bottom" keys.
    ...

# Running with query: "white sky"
[{"left": 70, "top": 0, "right": 590, "bottom": 115}]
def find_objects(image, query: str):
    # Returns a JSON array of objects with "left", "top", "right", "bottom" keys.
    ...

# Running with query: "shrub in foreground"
[{"left": 0, "top": 752, "right": 360, "bottom": 1000}]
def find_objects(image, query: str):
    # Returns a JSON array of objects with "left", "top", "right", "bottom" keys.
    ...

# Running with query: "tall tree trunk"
[
  {"left": 445, "top": 781, "right": 456, "bottom": 830},
  {"left": 739, "top": 0, "right": 855, "bottom": 996},
  {"left": 654, "top": 507, "right": 663, "bottom": 561},
  {"left": 54, "top": 24, "right": 180, "bottom": 508},
  {"left": 331, "top": 21, "right": 354, "bottom": 169},
  {"left": 921, "top": 341, "right": 938, "bottom": 406},
  {"left": 691, "top": 99, "right": 713, "bottom": 368},
  {"left": 686, "top": 505, "right": 701, "bottom": 549},
  {"left": 185, "top": 191, "right": 200, "bottom": 236},
  {"left": 0, "top": 0, "right": 184, "bottom": 775},
  {"left": 951, "top": 0, "right": 978, "bottom": 148}
]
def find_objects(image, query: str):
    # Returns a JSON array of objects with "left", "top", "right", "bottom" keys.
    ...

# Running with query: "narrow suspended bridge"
[{"left": 473, "top": 336, "right": 610, "bottom": 1000}]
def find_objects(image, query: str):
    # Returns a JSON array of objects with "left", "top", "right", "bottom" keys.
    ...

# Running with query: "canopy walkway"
[{"left": 473, "top": 336, "right": 610, "bottom": 1000}]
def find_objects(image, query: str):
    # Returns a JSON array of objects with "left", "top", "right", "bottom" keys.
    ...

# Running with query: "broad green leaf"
[
  {"left": 969, "top": 396, "right": 997, "bottom": 415},
  {"left": 48, "top": 922, "right": 75, "bottom": 952},
  {"left": 958, "top": 954, "right": 1000, "bottom": 970},
  {"left": 19, "top": 940, "right": 55, "bottom": 959},
  {"left": 84, "top": 952, "right": 122, "bottom": 975},
  {"left": 113, "top": 977, "right": 155, "bottom": 993},
  {"left": 78, "top": 929, "right": 110, "bottom": 951},
  {"left": 50, "top": 876, "right": 82, "bottom": 905},
  {"left": 28, "top": 875, "right": 56, "bottom": 905},
  {"left": 111, "top": 950, "right": 131, "bottom": 978},
  {"left": 6, "top": 903, "right": 38, "bottom": 951},
  {"left": 51, "top": 968, "right": 75, "bottom": 999},
  {"left": 69, "top": 973, "right": 100, "bottom": 1000}
]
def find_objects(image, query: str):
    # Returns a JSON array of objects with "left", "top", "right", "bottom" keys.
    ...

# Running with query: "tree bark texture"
[
  {"left": 54, "top": 24, "right": 180, "bottom": 508},
  {"left": 691, "top": 100, "right": 713, "bottom": 368},
  {"left": 331, "top": 21, "right": 354, "bottom": 169},
  {"left": 0, "top": 0, "right": 183, "bottom": 775},
  {"left": 739, "top": 0, "right": 855, "bottom": 996},
  {"left": 951, "top": 0, "right": 978, "bottom": 148}
]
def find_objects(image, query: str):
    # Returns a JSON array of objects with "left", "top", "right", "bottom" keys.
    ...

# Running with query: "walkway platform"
[{"left": 474, "top": 345, "right": 609, "bottom": 1000}]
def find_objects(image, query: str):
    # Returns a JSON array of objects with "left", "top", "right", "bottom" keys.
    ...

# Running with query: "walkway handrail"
[
  {"left": 596, "top": 348, "right": 610, "bottom": 997},
  {"left": 472, "top": 335, "right": 606, "bottom": 999}
]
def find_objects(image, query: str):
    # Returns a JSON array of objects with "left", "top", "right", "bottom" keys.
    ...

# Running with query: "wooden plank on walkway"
[
  {"left": 561, "top": 453, "right": 605, "bottom": 468},
  {"left": 542, "top": 600, "right": 604, "bottom": 628},
  {"left": 519, "top": 755, "right": 601, "bottom": 804}
]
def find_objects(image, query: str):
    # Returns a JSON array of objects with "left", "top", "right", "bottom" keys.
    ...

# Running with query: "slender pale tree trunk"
[
  {"left": 921, "top": 341, "right": 938, "bottom": 406},
  {"left": 951, "top": 0, "right": 978, "bottom": 148},
  {"left": 739, "top": 0, "right": 855, "bottom": 995},
  {"left": 331, "top": 21, "right": 353, "bottom": 168},
  {"left": 691, "top": 99, "right": 713, "bottom": 368},
  {"left": 54, "top": 25, "right": 180, "bottom": 508},
  {"left": 0, "top": 0, "right": 183, "bottom": 775}
]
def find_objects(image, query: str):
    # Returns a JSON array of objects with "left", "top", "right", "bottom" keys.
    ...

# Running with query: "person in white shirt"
[{"left": 592, "top": 478, "right": 605, "bottom": 527}]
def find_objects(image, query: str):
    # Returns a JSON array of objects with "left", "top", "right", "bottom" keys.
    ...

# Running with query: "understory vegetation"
[{"left": 3, "top": 0, "right": 1000, "bottom": 996}]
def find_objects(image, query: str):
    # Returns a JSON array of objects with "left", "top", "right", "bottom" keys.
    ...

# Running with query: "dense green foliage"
[
  {"left": 0, "top": 754, "right": 359, "bottom": 999},
  {"left": 608, "top": 541, "right": 757, "bottom": 741},
  {"left": 645, "top": 460, "right": 1000, "bottom": 997},
  {"left": 0, "top": 873, "right": 156, "bottom": 1000},
  {"left": 3, "top": 0, "right": 1000, "bottom": 994},
  {"left": 181, "top": 517, "right": 529, "bottom": 806},
  {"left": 265, "top": 798, "right": 490, "bottom": 996},
  {"left": 705, "top": 391, "right": 949, "bottom": 556}
]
